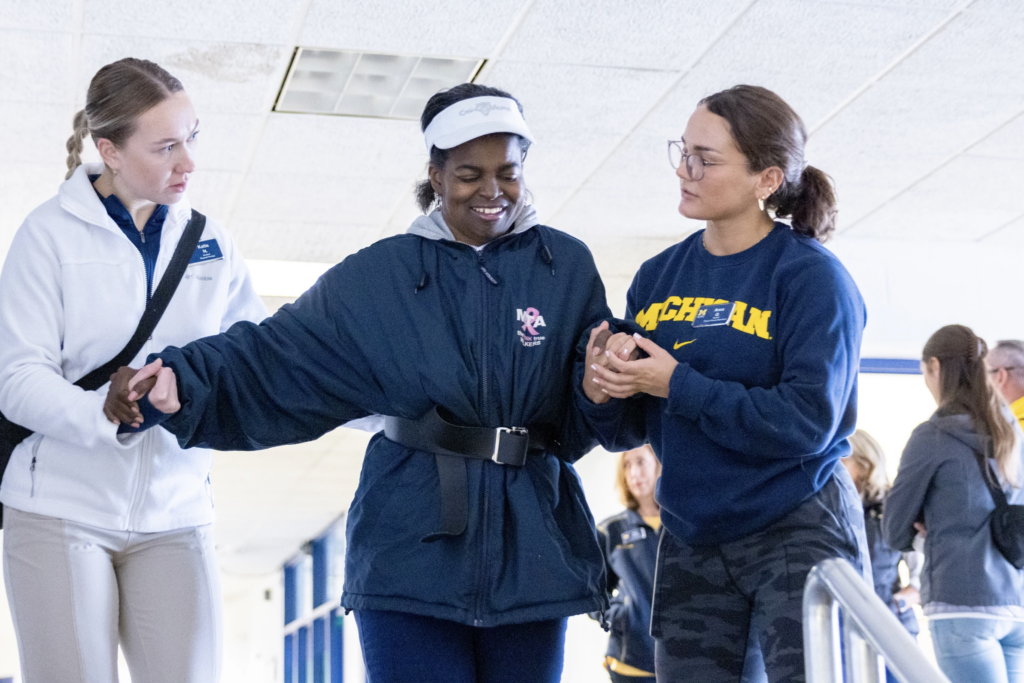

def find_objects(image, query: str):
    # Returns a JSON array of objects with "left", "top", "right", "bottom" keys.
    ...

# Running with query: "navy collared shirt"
[{"left": 90, "top": 175, "right": 168, "bottom": 305}]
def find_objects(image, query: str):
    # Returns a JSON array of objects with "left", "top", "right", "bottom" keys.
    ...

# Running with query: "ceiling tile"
[
  {"left": 82, "top": 0, "right": 303, "bottom": 45},
  {"left": 0, "top": 102, "right": 72, "bottom": 167},
  {"left": 845, "top": 156, "right": 1024, "bottom": 241},
  {"left": 80, "top": 35, "right": 289, "bottom": 114},
  {"left": 978, "top": 213, "right": 1024, "bottom": 246},
  {"left": 0, "top": 0, "right": 76, "bottom": 31},
  {"left": 234, "top": 172, "right": 402, "bottom": 225},
  {"left": 250, "top": 113, "right": 425, "bottom": 178},
  {"left": 0, "top": 30, "right": 72, "bottom": 104},
  {"left": 194, "top": 113, "right": 265, "bottom": 171},
  {"left": 810, "top": 81, "right": 1024, "bottom": 229},
  {"left": 964, "top": 114, "right": 1024, "bottom": 161},
  {"left": 184, "top": 171, "right": 243, "bottom": 218},
  {"left": 299, "top": 0, "right": 526, "bottom": 57},
  {"left": 500, "top": 0, "right": 749, "bottom": 69}
]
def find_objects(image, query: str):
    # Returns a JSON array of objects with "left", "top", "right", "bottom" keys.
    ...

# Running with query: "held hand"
[
  {"left": 103, "top": 367, "right": 144, "bottom": 427},
  {"left": 128, "top": 359, "right": 181, "bottom": 414},
  {"left": 913, "top": 522, "right": 927, "bottom": 539},
  {"left": 591, "top": 334, "right": 678, "bottom": 399},
  {"left": 583, "top": 323, "right": 612, "bottom": 404}
]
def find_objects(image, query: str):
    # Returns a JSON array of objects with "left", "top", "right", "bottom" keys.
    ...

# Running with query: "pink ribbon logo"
[{"left": 521, "top": 307, "right": 541, "bottom": 336}]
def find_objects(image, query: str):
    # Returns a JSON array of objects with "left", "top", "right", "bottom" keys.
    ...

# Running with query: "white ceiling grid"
[{"left": 3, "top": 0, "right": 1024, "bottom": 572}]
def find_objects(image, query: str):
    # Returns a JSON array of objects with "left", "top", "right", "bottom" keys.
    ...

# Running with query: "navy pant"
[{"left": 355, "top": 609, "right": 568, "bottom": 683}]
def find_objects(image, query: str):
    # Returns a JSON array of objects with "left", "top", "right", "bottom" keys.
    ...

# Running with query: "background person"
[
  {"left": 842, "top": 429, "right": 920, "bottom": 683},
  {"left": 884, "top": 324, "right": 1024, "bottom": 683},
  {"left": 0, "top": 58, "right": 266, "bottom": 682},
  {"left": 987, "top": 340, "right": 1024, "bottom": 432},
  {"left": 579, "top": 84, "right": 869, "bottom": 683},
  {"left": 597, "top": 445, "right": 661, "bottom": 683},
  {"left": 110, "top": 83, "right": 616, "bottom": 683}
]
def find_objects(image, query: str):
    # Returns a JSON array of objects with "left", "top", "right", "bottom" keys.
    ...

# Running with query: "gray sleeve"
[{"left": 883, "top": 423, "right": 940, "bottom": 552}]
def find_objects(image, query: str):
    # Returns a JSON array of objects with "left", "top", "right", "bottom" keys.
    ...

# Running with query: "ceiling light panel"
[{"left": 275, "top": 48, "right": 483, "bottom": 120}]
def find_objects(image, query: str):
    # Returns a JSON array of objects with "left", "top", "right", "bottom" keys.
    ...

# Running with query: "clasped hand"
[
  {"left": 581, "top": 322, "right": 678, "bottom": 404},
  {"left": 102, "top": 359, "right": 181, "bottom": 427}
]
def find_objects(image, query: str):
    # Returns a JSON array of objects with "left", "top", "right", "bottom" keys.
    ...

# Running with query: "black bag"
[
  {"left": 973, "top": 446, "right": 1024, "bottom": 570},
  {"left": 0, "top": 210, "right": 207, "bottom": 527}
]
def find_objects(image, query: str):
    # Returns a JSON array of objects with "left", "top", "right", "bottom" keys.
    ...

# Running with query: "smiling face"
[
  {"left": 675, "top": 105, "right": 779, "bottom": 222},
  {"left": 428, "top": 133, "right": 526, "bottom": 247},
  {"left": 96, "top": 90, "right": 199, "bottom": 206}
]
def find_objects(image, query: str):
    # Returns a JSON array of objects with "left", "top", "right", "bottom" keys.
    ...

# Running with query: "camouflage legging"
[{"left": 651, "top": 466, "right": 870, "bottom": 683}]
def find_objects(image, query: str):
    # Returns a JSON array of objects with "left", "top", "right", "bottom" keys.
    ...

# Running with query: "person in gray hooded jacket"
[{"left": 884, "top": 324, "right": 1024, "bottom": 683}]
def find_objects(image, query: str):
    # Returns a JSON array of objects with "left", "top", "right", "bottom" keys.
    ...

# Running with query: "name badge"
[
  {"left": 692, "top": 301, "right": 736, "bottom": 328},
  {"left": 189, "top": 239, "right": 223, "bottom": 265},
  {"left": 621, "top": 528, "right": 647, "bottom": 544}
]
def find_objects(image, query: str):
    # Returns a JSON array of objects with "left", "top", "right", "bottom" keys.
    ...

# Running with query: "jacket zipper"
[
  {"left": 125, "top": 429, "right": 151, "bottom": 528},
  {"left": 29, "top": 456, "right": 36, "bottom": 497},
  {"left": 474, "top": 251, "right": 494, "bottom": 626}
]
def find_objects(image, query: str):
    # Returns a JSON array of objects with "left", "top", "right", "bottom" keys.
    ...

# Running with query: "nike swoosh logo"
[{"left": 674, "top": 340, "right": 695, "bottom": 350}]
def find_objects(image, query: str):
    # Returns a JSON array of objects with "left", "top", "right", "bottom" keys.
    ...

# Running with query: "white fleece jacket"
[{"left": 0, "top": 163, "right": 267, "bottom": 532}]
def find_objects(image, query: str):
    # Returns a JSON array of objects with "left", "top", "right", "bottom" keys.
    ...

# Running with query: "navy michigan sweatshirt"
[{"left": 579, "top": 223, "right": 866, "bottom": 545}]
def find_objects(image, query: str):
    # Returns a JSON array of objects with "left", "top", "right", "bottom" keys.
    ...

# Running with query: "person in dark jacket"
[
  {"left": 598, "top": 445, "right": 662, "bottom": 682},
  {"left": 842, "top": 429, "right": 920, "bottom": 683},
  {"left": 107, "top": 84, "right": 614, "bottom": 683},
  {"left": 884, "top": 325, "right": 1024, "bottom": 683},
  {"left": 577, "top": 85, "right": 870, "bottom": 682}
]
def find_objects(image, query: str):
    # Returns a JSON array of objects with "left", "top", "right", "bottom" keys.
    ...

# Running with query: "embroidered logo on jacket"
[{"left": 517, "top": 307, "right": 546, "bottom": 347}]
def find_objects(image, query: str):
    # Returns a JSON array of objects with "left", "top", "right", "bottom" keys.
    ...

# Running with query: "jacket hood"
[
  {"left": 406, "top": 205, "right": 552, "bottom": 292},
  {"left": 406, "top": 205, "right": 540, "bottom": 242},
  {"left": 930, "top": 411, "right": 989, "bottom": 455}
]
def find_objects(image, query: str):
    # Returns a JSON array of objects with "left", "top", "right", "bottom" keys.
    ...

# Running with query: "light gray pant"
[{"left": 2, "top": 507, "right": 223, "bottom": 683}]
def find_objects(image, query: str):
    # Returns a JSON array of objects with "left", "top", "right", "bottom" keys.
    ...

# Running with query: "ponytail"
[
  {"left": 65, "top": 109, "right": 89, "bottom": 180},
  {"left": 700, "top": 85, "right": 836, "bottom": 244},
  {"left": 923, "top": 324, "right": 1020, "bottom": 486},
  {"left": 774, "top": 165, "right": 837, "bottom": 243}
]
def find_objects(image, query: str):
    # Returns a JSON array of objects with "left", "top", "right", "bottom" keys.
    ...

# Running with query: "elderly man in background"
[{"left": 987, "top": 340, "right": 1024, "bottom": 431}]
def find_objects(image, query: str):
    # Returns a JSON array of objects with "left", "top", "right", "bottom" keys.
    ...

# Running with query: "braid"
[{"left": 65, "top": 109, "right": 89, "bottom": 180}]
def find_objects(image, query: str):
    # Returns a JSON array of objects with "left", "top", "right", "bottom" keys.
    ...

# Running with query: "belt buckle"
[{"left": 492, "top": 427, "right": 529, "bottom": 466}]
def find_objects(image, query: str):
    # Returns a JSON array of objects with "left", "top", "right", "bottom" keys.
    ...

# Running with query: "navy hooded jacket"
[
  {"left": 149, "top": 221, "right": 612, "bottom": 627},
  {"left": 597, "top": 510, "right": 659, "bottom": 674}
]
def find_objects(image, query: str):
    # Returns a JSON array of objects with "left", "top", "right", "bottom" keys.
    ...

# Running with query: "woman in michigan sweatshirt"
[{"left": 580, "top": 85, "right": 868, "bottom": 683}]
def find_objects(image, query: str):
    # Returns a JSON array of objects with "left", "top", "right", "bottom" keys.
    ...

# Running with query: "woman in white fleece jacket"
[{"left": 0, "top": 58, "right": 266, "bottom": 683}]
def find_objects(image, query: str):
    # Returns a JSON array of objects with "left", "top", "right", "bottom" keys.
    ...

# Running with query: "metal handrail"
[{"left": 803, "top": 558, "right": 951, "bottom": 683}]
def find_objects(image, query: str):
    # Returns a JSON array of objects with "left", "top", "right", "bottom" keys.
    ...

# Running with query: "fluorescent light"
[
  {"left": 247, "top": 259, "right": 335, "bottom": 298},
  {"left": 275, "top": 48, "right": 484, "bottom": 120}
]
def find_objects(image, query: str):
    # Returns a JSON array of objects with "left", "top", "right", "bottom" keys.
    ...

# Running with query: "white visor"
[{"left": 423, "top": 96, "right": 534, "bottom": 152}]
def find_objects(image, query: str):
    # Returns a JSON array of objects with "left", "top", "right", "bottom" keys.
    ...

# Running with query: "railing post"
[
  {"left": 842, "top": 612, "right": 884, "bottom": 683},
  {"left": 803, "top": 566, "right": 842, "bottom": 683}
]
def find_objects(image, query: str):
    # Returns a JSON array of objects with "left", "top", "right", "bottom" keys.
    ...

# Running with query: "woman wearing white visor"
[{"left": 108, "top": 83, "right": 615, "bottom": 682}]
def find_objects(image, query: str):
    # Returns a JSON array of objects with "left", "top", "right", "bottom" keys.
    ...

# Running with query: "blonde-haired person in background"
[
  {"left": 842, "top": 430, "right": 920, "bottom": 683},
  {"left": 885, "top": 325, "right": 1024, "bottom": 683},
  {"left": 596, "top": 445, "right": 662, "bottom": 682},
  {"left": 0, "top": 58, "right": 265, "bottom": 682}
]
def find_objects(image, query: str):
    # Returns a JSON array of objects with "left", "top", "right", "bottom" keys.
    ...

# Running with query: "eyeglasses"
[
  {"left": 989, "top": 366, "right": 1019, "bottom": 375},
  {"left": 667, "top": 139, "right": 748, "bottom": 180}
]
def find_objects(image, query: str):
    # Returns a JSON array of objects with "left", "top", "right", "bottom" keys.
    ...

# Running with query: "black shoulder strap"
[
  {"left": 973, "top": 446, "right": 1010, "bottom": 509},
  {"left": 74, "top": 210, "right": 207, "bottom": 391}
]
